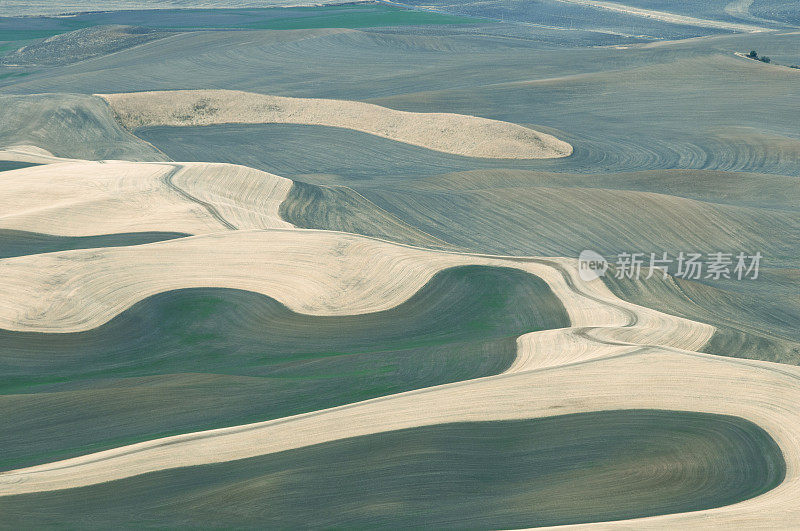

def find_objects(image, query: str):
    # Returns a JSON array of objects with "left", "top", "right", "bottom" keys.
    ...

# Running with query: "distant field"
[
  {"left": 378, "top": 0, "right": 738, "bottom": 40},
  {"left": 552, "top": 0, "right": 780, "bottom": 26},
  {"left": 0, "top": 0, "right": 347, "bottom": 18},
  {"left": 752, "top": 0, "right": 800, "bottom": 25},
  {"left": 0, "top": 4, "right": 483, "bottom": 43},
  {"left": 241, "top": 5, "right": 482, "bottom": 30}
]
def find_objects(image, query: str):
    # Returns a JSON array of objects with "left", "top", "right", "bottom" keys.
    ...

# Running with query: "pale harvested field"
[
  {"left": 0, "top": 229, "right": 711, "bottom": 344},
  {"left": 100, "top": 90, "right": 573, "bottom": 159},
  {"left": 0, "top": 161, "right": 292, "bottom": 237}
]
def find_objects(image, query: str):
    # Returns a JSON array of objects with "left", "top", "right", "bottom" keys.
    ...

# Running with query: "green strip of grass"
[
  {"left": 0, "top": 29, "right": 69, "bottom": 40},
  {"left": 0, "top": 5, "right": 485, "bottom": 42},
  {"left": 0, "top": 229, "right": 189, "bottom": 259},
  {"left": 0, "top": 70, "right": 32, "bottom": 80}
]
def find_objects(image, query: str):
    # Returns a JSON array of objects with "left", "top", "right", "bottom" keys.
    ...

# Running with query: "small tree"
[
  {"left": 748, "top": 50, "right": 758, "bottom": 58},
  {"left": 760, "top": 56, "right": 771, "bottom": 63}
]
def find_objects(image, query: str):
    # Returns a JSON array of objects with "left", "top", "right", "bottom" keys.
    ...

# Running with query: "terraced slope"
[
  {"left": 0, "top": 411, "right": 784, "bottom": 529},
  {"left": 0, "top": 266, "right": 570, "bottom": 469}
]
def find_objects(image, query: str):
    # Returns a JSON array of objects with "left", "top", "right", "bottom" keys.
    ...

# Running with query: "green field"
[
  {"left": 0, "top": 161, "right": 37, "bottom": 172},
  {"left": 0, "top": 265, "right": 569, "bottom": 469},
  {"left": 0, "top": 229, "right": 189, "bottom": 259},
  {"left": 0, "top": 410, "right": 785, "bottom": 528}
]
